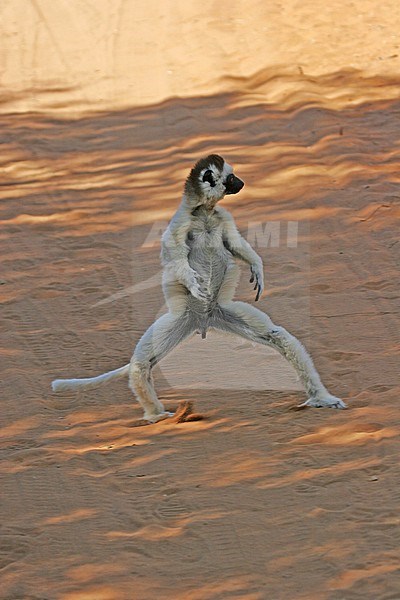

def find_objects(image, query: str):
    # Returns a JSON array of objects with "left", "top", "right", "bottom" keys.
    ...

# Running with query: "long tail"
[{"left": 51, "top": 363, "right": 130, "bottom": 392}]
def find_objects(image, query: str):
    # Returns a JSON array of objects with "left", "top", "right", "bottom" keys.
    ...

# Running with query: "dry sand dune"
[{"left": 1, "top": 1, "right": 400, "bottom": 599}]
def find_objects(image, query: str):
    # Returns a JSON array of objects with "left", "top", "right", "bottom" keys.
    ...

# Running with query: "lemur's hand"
[
  {"left": 187, "top": 272, "right": 210, "bottom": 302},
  {"left": 250, "top": 264, "right": 264, "bottom": 301},
  {"left": 190, "top": 282, "right": 209, "bottom": 302}
]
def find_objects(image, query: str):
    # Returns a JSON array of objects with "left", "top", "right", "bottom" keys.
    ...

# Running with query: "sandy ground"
[{"left": 1, "top": 1, "right": 400, "bottom": 598}]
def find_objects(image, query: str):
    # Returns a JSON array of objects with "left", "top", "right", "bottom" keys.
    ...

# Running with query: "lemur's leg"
[
  {"left": 129, "top": 311, "right": 195, "bottom": 422},
  {"left": 212, "top": 301, "right": 346, "bottom": 408}
]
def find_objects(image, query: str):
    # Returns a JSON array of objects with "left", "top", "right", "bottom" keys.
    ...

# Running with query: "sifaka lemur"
[{"left": 52, "top": 154, "right": 346, "bottom": 421}]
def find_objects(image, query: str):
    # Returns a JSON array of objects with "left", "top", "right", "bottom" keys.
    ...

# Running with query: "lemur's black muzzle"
[{"left": 225, "top": 174, "right": 244, "bottom": 195}]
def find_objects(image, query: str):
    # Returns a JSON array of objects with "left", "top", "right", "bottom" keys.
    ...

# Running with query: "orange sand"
[{"left": 1, "top": 1, "right": 399, "bottom": 598}]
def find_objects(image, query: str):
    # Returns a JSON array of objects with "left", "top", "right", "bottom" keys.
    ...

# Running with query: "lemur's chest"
[{"left": 186, "top": 208, "right": 223, "bottom": 247}]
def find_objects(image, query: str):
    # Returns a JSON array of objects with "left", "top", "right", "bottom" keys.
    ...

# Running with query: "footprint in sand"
[
  {"left": 360, "top": 279, "right": 392, "bottom": 291},
  {"left": 366, "top": 384, "right": 392, "bottom": 393},
  {"left": 31, "top": 288, "right": 65, "bottom": 300}
]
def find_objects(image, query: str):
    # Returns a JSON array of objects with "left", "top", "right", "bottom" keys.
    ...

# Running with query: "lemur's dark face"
[
  {"left": 224, "top": 172, "right": 245, "bottom": 195},
  {"left": 201, "top": 165, "right": 244, "bottom": 198},
  {"left": 197, "top": 155, "right": 245, "bottom": 205},
  {"left": 185, "top": 154, "right": 245, "bottom": 208}
]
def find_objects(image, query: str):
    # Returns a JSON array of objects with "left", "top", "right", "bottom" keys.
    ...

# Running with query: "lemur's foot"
[
  {"left": 143, "top": 411, "right": 175, "bottom": 423},
  {"left": 298, "top": 394, "right": 347, "bottom": 410}
]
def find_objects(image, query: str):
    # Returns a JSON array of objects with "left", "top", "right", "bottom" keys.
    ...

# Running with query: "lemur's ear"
[{"left": 202, "top": 169, "right": 216, "bottom": 187}]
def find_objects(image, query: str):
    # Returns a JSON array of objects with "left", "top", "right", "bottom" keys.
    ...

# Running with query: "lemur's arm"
[
  {"left": 161, "top": 207, "right": 207, "bottom": 301},
  {"left": 219, "top": 207, "right": 264, "bottom": 301}
]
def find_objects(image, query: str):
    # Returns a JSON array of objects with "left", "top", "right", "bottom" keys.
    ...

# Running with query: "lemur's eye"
[
  {"left": 202, "top": 169, "right": 216, "bottom": 187},
  {"left": 225, "top": 174, "right": 234, "bottom": 185}
]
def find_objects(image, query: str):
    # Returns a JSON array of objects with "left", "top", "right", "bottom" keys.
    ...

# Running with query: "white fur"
[
  {"left": 197, "top": 161, "right": 234, "bottom": 205},
  {"left": 52, "top": 364, "right": 130, "bottom": 392},
  {"left": 52, "top": 155, "right": 346, "bottom": 421}
]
